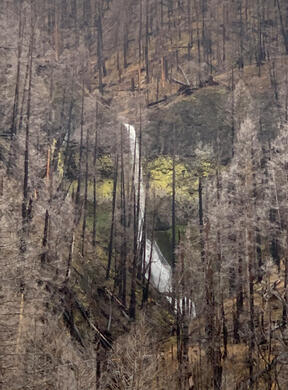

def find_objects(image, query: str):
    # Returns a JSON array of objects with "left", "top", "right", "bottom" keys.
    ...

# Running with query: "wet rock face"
[{"left": 155, "top": 214, "right": 170, "bottom": 231}]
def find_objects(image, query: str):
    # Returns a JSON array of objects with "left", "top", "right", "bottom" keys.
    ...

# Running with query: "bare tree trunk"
[
  {"left": 129, "top": 123, "right": 140, "bottom": 319},
  {"left": 205, "top": 230, "right": 220, "bottom": 390},
  {"left": 138, "top": 0, "right": 143, "bottom": 64},
  {"left": 136, "top": 109, "right": 143, "bottom": 280},
  {"left": 75, "top": 81, "right": 85, "bottom": 206},
  {"left": 20, "top": 22, "right": 35, "bottom": 254},
  {"left": 17, "top": 48, "right": 30, "bottom": 134},
  {"left": 54, "top": 0, "right": 60, "bottom": 61},
  {"left": 276, "top": 0, "right": 288, "bottom": 54},
  {"left": 198, "top": 176, "right": 205, "bottom": 264},
  {"left": 231, "top": 67, "right": 235, "bottom": 157},
  {"left": 246, "top": 156, "right": 255, "bottom": 389},
  {"left": 283, "top": 237, "right": 288, "bottom": 325},
  {"left": 106, "top": 155, "right": 119, "bottom": 279},
  {"left": 10, "top": 5, "right": 24, "bottom": 140},
  {"left": 129, "top": 183, "right": 138, "bottom": 319},
  {"left": 97, "top": 1, "right": 105, "bottom": 93},
  {"left": 142, "top": 207, "right": 154, "bottom": 306},
  {"left": 8, "top": 6, "right": 24, "bottom": 174},
  {"left": 187, "top": 0, "right": 193, "bottom": 59},
  {"left": 172, "top": 127, "right": 176, "bottom": 270},
  {"left": 40, "top": 210, "right": 49, "bottom": 264},
  {"left": 195, "top": 0, "right": 201, "bottom": 85},
  {"left": 92, "top": 117, "right": 98, "bottom": 248},
  {"left": 123, "top": 19, "right": 129, "bottom": 69},
  {"left": 222, "top": 4, "right": 226, "bottom": 63},
  {"left": 238, "top": 0, "right": 244, "bottom": 69},
  {"left": 145, "top": 0, "right": 149, "bottom": 83},
  {"left": 221, "top": 296, "right": 228, "bottom": 359},
  {"left": 65, "top": 234, "right": 74, "bottom": 282},
  {"left": 63, "top": 98, "right": 74, "bottom": 168},
  {"left": 119, "top": 126, "right": 127, "bottom": 305},
  {"left": 234, "top": 242, "right": 243, "bottom": 343},
  {"left": 81, "top": 127, "right": 89, "bottom": 257}
]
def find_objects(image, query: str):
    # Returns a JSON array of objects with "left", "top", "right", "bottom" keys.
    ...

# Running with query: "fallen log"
[
  {"left": 170, "top": 77, "right": 189, "bottom": 87},
  {"left": 177, "top": 65, "right": 190, "bottom": 86},
  {"left": 177, "top": 85, "right": 195, "bottom": 96},
  {"left": 74, "top": 297, "right": 113, "bottom": 349},
  {"left": 147, "top": 96, "right": 168, "bottom": 107}
]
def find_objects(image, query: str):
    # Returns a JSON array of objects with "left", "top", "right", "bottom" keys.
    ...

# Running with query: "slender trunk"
[
  {"left": 136, "top": 109, "right": 142, "bottom": 279},
  {"left": 231, "top": 67, "right": 235, "bottom": 157},
  {"left": 10, "top": 7, "right": 23, "bottom": 140},
  {"left": 40, "top": 210, "right": 49, "bottom": 264},
  {"left": 198, "top": 176, "right": 205, "bottom": 263},
  {"left": 139, "top": 0, "right": 142, "bottom": 63},
  {"left": 129, "top": 125, "right": 139, "bottom": 318},
  {"left": 142, "top": 191, "right": 154, "bottom": 306},
  {"left": 222, "top": 296, "right": 228, "bottom": 359},
  {"left": 63, "top": 98, "right": 74, "bottom": 168},
  {"left": 204, "top": 211, "right": 222, "bottom": 389},
  {"left": 246, "top": 159, "right": 255, "bottom": 389},
  {"left": 276, "top": 0, "right": 288, "bottom": 54},
  {"left": 234, "top": 242, "right": 243, "bottom": 343},
  {"left": 8, "top": 7, "right": 24, "bottom": 173},
  {"left": 238, "top": 0, "right": 244, "bottom": 69},
  {"left": 129, "top": 184, "right": 137, "bottom": 319},
  {"left": 187, "top": 0, "right": 192, "bottom": 59},
  {"left": 247, "top": 227, "right": 255, "bottom": 389},
  {"left": 75, "top": 81, "right": 84, "bottom": 206},
  {"left": 119, "top": 126, "right": 127, "bottom": 305},
  {"left": 285, "top": 68, "right": 288, "bottom": 121},
  {"left": 106, "top": 155, "right": 119, "bottom": 279},
  {"left": 195, "top": 0, "right": 201, "bottom": 84},
  {"left": 283, "top": 236, "right": 288, "bottom": 325},
  {"left": 20, "top": 23, "right": 35, "bottom": 254},
  {"left": 176, "top": 298, "right": 183, "bottom": 390},
  {"left": 222, "top": 4, "right": 226, "bottom": 63},
  {"left": 95, "top": 348, "right": 101, "bottom": 390},
  {"left": 256, "top": 0, "right": 263, "bottom": 77},
  {"left": 92, "top": 123, "right": 98, "bottom": 248},
  {"left": 65, "top": 234, "right": 75, "bottom": 282},
  {"left": 97, "top": 2, "right": 104, "bottom": 93},
  {"left": 81, "top": 127, "right": 89, "bottom": 257},
  {"left": 172, "top": 127, "right": 176, "bottom": 270},
  {"left": 145, "top": 0, "right": 149, "bottom": 83},
  {"left": 17, "top": 48, "right": 30, "bottom": 134}
]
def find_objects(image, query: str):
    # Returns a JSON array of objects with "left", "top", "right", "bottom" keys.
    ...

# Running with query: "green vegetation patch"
[{"left": 147, "top": 156, "right": 213, "bottom": 200}]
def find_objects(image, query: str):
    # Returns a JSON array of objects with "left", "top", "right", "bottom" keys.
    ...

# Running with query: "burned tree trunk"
[
  {"left": 20, "top": 23, "right": 35, "bottom": 254},
  {"left": 106, "top": 155, "right": 119, "bottom": 280}
]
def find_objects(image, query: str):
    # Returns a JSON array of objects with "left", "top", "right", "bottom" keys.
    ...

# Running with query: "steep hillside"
[{"left": 2, "top": 1, "right": 288, "bottom": 389}]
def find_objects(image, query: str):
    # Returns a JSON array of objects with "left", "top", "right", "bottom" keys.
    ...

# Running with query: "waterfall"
[
  {"left": 124, "top": 123, "right": 172, "bottom": 294},
  {"left": 124, "top": 123, "right": 195, "bottom": 318}
]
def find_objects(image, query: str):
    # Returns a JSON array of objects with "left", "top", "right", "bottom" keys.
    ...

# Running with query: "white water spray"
[
  {"left": 124, "top": 123, "right": 195, "bottom": 317},
  {"left": 124, "top": 123, "right": 172, "bottom": 294}
]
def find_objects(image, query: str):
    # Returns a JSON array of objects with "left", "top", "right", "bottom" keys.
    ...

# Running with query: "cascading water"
[
  {"left": 124, "top": 123, "right": 195, "bottom": 318},
  {"left": 124, "top": 123, "right": 172, "bottom": 294}
]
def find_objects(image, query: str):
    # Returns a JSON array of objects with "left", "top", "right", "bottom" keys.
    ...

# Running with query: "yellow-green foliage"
[
  {"left": 201, "top": 160, "right": 212, "bottom": 177},
  {"left": 93, "top": 179, "right": 113, "bottom": 201},
  {"left": 98, "top": 155, "right": 113, "bottom": 174},
  {"left": 57, "top": 151, "right": 64, "bottom": 179},
  {"left": 70, "top": 179, "right": 114, "bottom": 202},
  {"left": 147, "top": 157, "right": 213, "bottom": 200}
]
